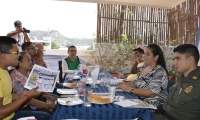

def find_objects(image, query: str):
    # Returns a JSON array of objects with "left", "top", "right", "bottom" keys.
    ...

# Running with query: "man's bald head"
[
  {"left": 34, "top": 43, "right": 44, "bottom": 56},
  {"left": 35, "top": 43, "right": 43, "bottom": 49}
]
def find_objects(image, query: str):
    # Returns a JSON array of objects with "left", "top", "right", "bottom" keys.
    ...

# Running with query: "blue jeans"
[{"left": 12, "top": 110, "right": 51, "bottom": 120}]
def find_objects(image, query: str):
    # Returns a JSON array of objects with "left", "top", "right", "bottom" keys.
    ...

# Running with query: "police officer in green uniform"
[{"left": 153, "top": 44, "right": 200, "bottom": 120}]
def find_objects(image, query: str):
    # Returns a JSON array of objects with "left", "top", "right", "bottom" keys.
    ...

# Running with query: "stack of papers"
[{"left": 114, "top": 99, "right": 157, "bottom": 109}]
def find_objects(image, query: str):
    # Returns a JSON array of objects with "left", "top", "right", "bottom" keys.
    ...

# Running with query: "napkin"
[{"left": 114, "top": 100, "right": 139, "bottom": 107}]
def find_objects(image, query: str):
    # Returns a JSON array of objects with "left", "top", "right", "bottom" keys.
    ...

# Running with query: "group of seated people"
[
  {"left": 1, "top": 36, "right": 200, "bottom": 120},
  {"left": 118, "top": 44, "right": 200, "bottom": 120},
  {"left": 0, "top": 37, "right": 58, "bottom": 120}
]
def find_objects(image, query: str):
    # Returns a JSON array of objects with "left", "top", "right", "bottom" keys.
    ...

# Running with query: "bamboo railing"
[{"left": 97, "top": 0, "right": 200, "bottom": 46}]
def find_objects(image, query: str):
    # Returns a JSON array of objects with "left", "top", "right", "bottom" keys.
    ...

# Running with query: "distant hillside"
[{"left": 29, "top": 30, "right": 94, "bottom": 47}]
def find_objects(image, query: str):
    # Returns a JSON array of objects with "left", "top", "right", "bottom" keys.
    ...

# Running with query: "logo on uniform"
[
  {"left": 192, "top": 76, "right": 197, "bottom": 80},
  {"left": 184, "top": 86, "right": 193, "bottom": 93}
]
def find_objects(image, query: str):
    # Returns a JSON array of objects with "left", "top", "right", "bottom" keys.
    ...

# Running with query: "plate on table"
[
  {"left": 57, "top": 97, "right": 83, "bottom": 106},
  {"left": 57, "top": 88, "right": 77, "bottom": 94},
  {"left": 86, "top": 79, "right": 101, "bottom": 85},
  {"left": 63, "top": 70, "right": 76, "bottom": 74},
  {"left": 73, "top": 75, "right": 80, "bottom": 79},
  {"left": 63, "top": 83, "right": 78, "bottom": 88}
]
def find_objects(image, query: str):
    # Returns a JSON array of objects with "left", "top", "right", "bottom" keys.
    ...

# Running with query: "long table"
[{"left": 51, "top": 84, "right": 154, "bottom": 120}]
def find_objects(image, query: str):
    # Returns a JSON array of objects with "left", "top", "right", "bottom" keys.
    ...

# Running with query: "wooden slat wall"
[
  {"left": 168, "top": 0, "right": 200, "bottom": 45},
  {"left": 97, "top": 4, "right": 169, "bottom": 45},
  {"left": 97, "top": 0, "right": 200, "bottom": 45}
]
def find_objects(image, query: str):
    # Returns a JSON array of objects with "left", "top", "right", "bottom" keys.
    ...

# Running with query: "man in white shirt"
[
  {"left": 7, "top": 20, "right": 30, "bottom": 51},
  {"left": 62, "top": 45, "right": 91, "bottom": 77}
]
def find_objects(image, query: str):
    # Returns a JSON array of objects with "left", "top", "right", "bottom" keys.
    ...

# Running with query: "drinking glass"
[
  {"left": 105, "top": 74, "right": 111, "bottom": 87},
  {"left": 78, "top": 82, "right": 85, "bottom": 96},
  {"left": 109, "top": 86, "right": 116, "bottom": 99},
  {"left": 84, "top": 88, "right": 92, "bottom": 107},
  {"left": 91, "top": 74, "right": 98, "bottom": 88},
  {"left": 68, "top": 73, "right": 73, "bottom": 83},
  {"left": 99, "top": 72, "right": 105, "bottom": 86},
  {"left": 82, "top": 66, "right": 87, "bottom": 75}
]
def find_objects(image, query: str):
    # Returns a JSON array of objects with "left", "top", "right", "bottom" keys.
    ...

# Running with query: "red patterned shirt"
[{"left": 10, "top": 69, "right": 27, "bottom": 94}]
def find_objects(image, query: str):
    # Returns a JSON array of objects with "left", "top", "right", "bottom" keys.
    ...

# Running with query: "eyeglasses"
[
  {"left": 28, "top": 47, "right": 36, "bottom": 50},
  {"left": 0, "top": 51, "right": 19, "bottom": 55},
  {"left": 35, "top": 47, "right": 45, "bottom": 52},
  {"left": 69, "top": 50, "right": 76, "bottom": 52}
]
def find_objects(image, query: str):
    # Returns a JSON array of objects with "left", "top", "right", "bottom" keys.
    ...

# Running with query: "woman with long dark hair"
[{"left": 118, "top": 44, "right": 168, "bottom": 107}]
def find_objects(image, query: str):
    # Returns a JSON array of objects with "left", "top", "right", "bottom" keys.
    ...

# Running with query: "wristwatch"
[{"left": 130, "top": 88, "right": 134, "bottom": 93}]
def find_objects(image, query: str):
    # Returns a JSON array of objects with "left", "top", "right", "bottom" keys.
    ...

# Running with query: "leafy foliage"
[
  {"left": 86, "top": 34, "right": 136, "bottom": 77},
  {"left": 51, "top": 41, "right": 60, "bottom": 49}
]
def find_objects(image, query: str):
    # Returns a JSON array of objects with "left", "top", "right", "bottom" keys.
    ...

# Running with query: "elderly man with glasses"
[
  {"left": 33, "top": 43, "right": 47, "bottom": 68},
  {"left": 21, "top": 42, "right": 45, "bottom": 67}
]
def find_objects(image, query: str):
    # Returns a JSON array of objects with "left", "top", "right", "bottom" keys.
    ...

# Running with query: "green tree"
[{"left": 51, "top": 41, "right": 60, "bottom": 49}]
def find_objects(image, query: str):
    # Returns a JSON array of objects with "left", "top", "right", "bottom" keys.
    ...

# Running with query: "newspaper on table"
[
  {"left": 24, "top": 64, "right": 59, "bottom": 92},
  {"left": 114, "top": 99, "right": 157, "bottom": 109}
]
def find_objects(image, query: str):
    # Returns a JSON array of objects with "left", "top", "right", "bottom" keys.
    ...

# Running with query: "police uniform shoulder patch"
[{"left": 184, "top": 86, "right": 193, "bottom": 93}]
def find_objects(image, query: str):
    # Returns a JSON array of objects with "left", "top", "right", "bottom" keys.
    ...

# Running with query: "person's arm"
[
  {"left": 12, "top": 93, "right": 21, "bottom": 101},
  {"left": 7, "top": 31, "right": 20, "bottom": 37},
  {"left": 118, "top": 81, "right": 135, "bottom": 88},
  {"left": 62, "top": 59, "right": 68, "bottom": 78},
  {"left": 120, "top": 68, "right": 168, "bottom": 98},
  {"left": 79, "top": 57, "right": 91, "bottom": 66},
  {"left": 28, "top": 99, "right": 57, "bottom": 110},
  {"left": 23, "top": 32, "right": 30, "bottom": 42},
  {"left": 120, "top": 84, "right": 157, "bottom": 97},
  {"left": 130, "top": 61, "right": 139, "bottom": 74},
  {"left": 41, "top": 92, "right": 57, "bottom": 102},
  {"left": 0, "top": 87, "right": 40, "bottom": 119},
  {"left": 36, "top": 49, "right": 44, "bottom": 67}
]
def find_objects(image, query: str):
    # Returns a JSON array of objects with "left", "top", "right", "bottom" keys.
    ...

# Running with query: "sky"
[{"left": 0, "top": 0, "right": 97, "bottom": 38}]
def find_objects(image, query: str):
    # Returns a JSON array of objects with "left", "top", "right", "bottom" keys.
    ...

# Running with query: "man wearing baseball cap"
[{"left": 7, "top": 20, "right": 30, "bottom": 51}]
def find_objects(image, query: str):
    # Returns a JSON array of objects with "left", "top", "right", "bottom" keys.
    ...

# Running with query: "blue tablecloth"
[{"left": 51, "top": 84, "right": 154, "bottom": 120}]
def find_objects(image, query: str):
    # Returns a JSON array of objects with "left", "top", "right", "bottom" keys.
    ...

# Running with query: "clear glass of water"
[
  {"left": 109, "top": 86, "right": 116, "bottom": 99},
  {"left": 99, "top": 72, "right": 105, "bottom": 86},
  {"left": 105, "top": 74, "right": 111, "bottom": 87},
  {"left": 91, "top": 74, "right": 98, "bottom": 88},
  {"left": 84, "top": 88, "right": 92, "bottom": 107}
]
